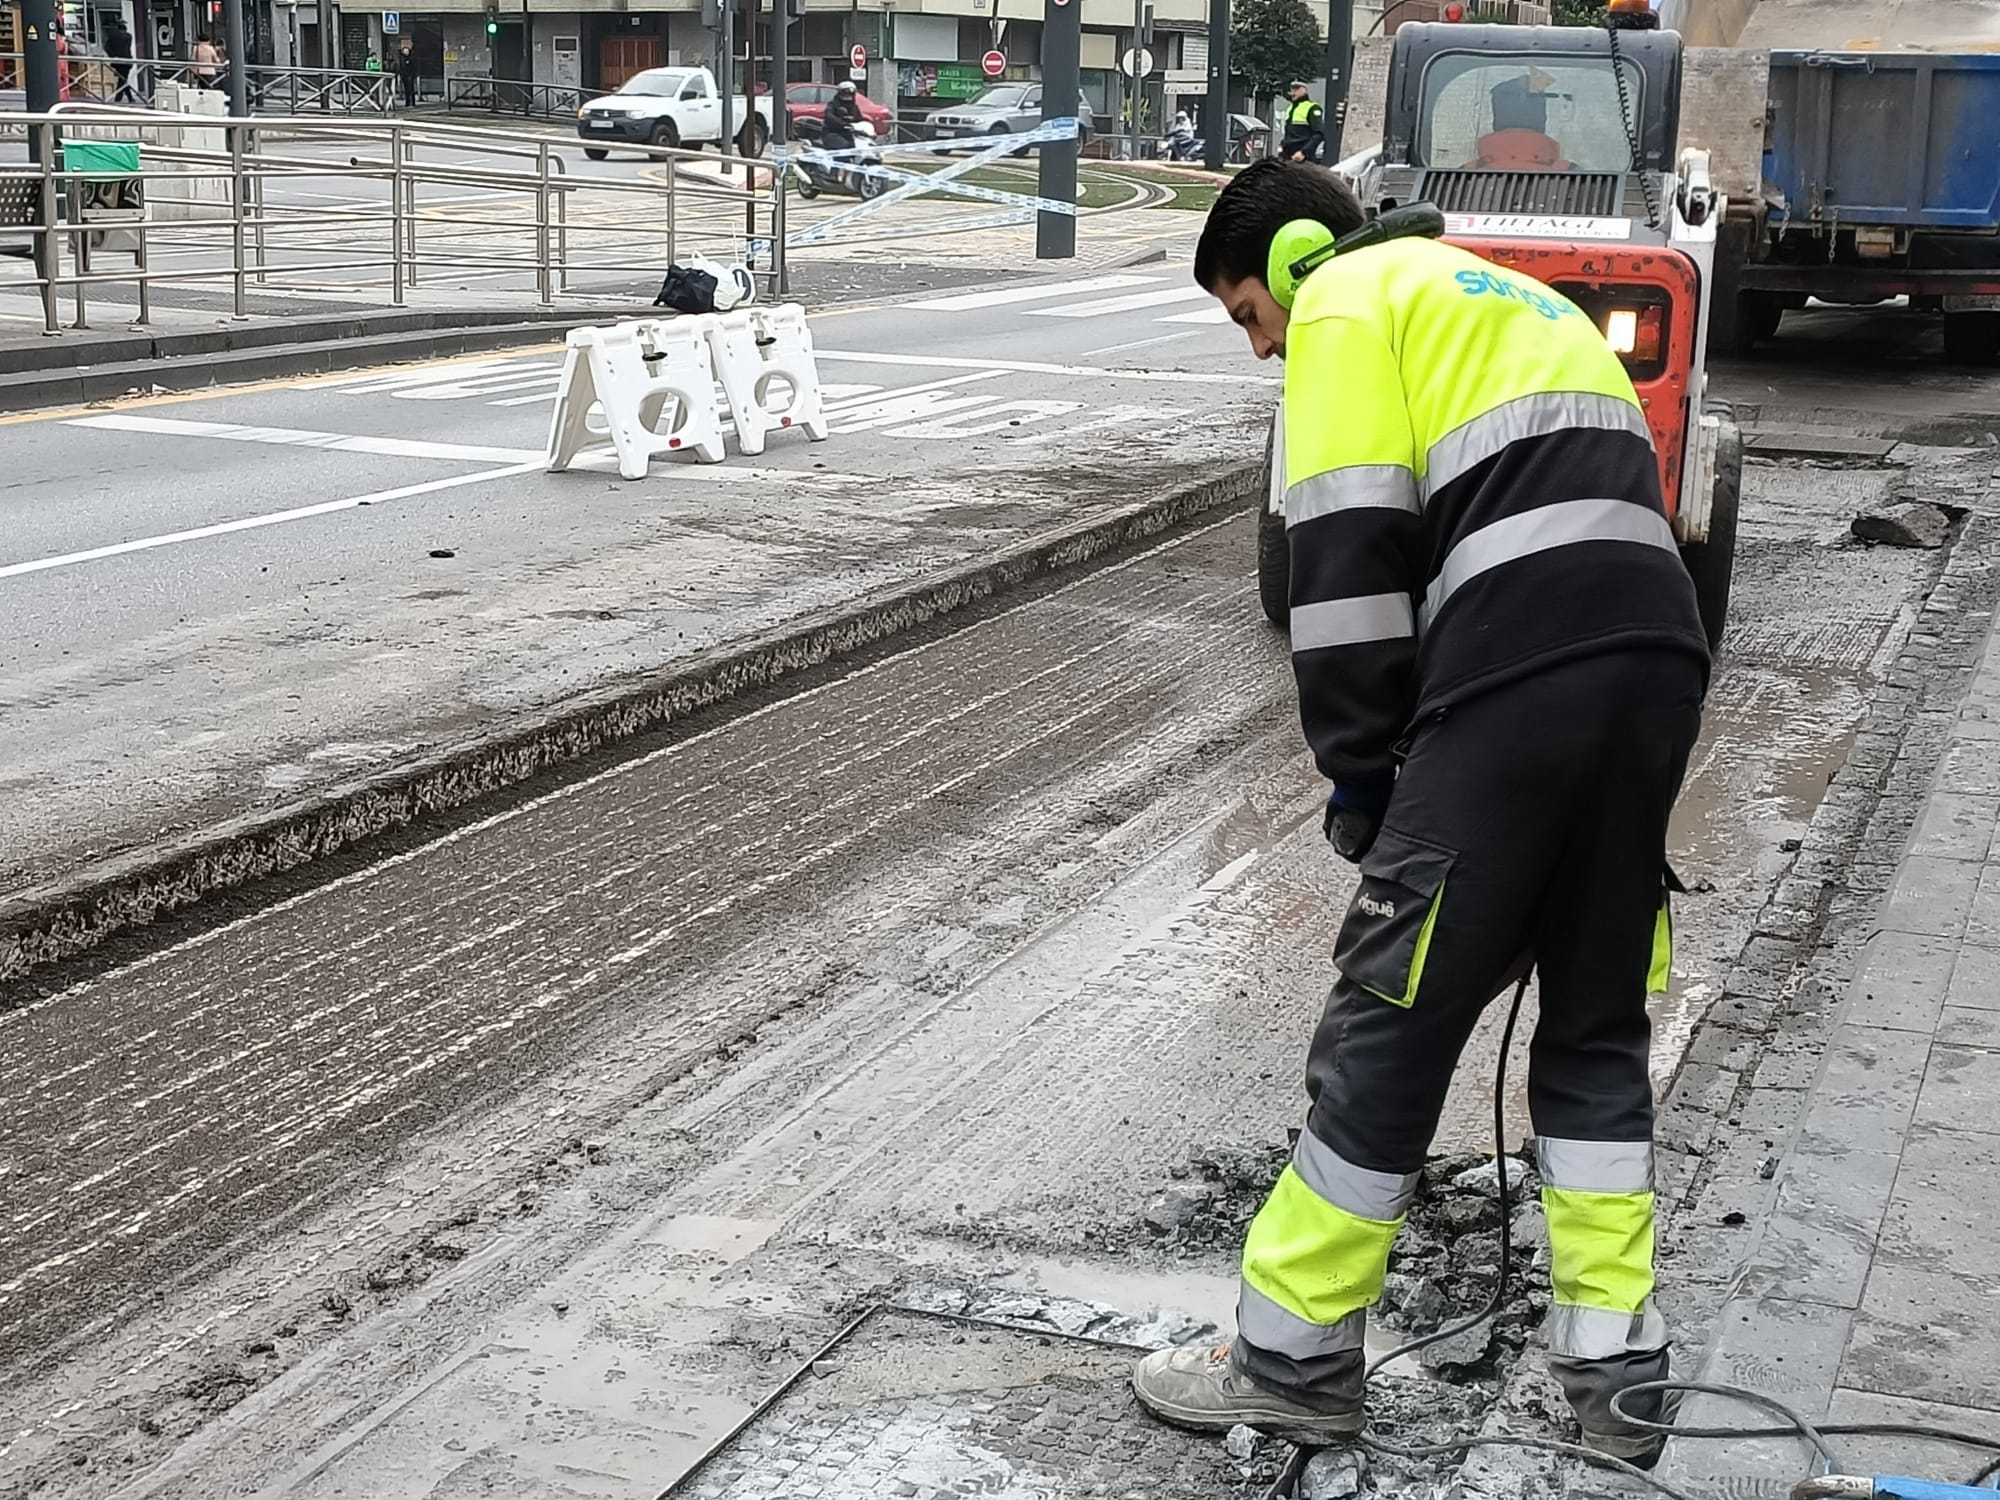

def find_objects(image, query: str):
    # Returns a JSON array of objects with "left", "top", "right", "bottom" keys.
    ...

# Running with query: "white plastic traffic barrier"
[
  {"left": 545, "top": 318, "right": 726, "bottom": 480},
  {"left": 703, "top": 303, "right": 829, "bottom": 458}
]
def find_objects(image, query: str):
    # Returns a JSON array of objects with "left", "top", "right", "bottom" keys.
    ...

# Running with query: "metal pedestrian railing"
[
  {"left": 0, "top": 106, "right": 785, "bottom": 334},
  {"left": 2, "top": 56, "right": 396, "bottom": 115},
  {"left": 444, "top": 76, "right": 602, "bottom": 121}
]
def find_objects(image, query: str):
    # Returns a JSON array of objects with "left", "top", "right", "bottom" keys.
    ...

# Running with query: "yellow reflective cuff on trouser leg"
[
  {"left": 1541, "top": 1185, "right": 1667, "bottom": 1359},
  {"left": 1238, "top": 1164, "right": 1402, "bottom": 1359},
  {"left": 1647, "top": 888, "right": 1673, "bottom": 994}
]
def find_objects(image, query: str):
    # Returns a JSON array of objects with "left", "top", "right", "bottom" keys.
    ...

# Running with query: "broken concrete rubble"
[
  {"left": 1299, "top": 1447, "right": 1367, "bottom": 1498},
  {"left": 1852, "top": 499, "right": 1952, "bottom": 548}
]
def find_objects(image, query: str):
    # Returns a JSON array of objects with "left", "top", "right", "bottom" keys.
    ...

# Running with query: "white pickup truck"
[{"left": 575, "top": 66, "right": 774, "bottom": 159}]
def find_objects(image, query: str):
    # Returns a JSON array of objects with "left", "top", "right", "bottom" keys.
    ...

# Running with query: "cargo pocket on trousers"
[
  {"left": 1333, "top": 828, "right": 1455, "bottom": 1010},
  {"left": 1649, "top": 865, "right": 1686, "bottom": 995}
]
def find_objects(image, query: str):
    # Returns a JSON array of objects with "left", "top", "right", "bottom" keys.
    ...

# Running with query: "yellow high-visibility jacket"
[{"left": 1281, "top": 235, "right": 1708, "bottom": 782}]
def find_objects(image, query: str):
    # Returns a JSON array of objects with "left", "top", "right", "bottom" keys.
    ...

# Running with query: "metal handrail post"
[
  {"left": 555, "top": 155, "right": 570, "bottom": 293},
  {"left": 36, "top": 122, "right": 58, "bottom": 335},
  {"left": 135, "top": 206, "right": 151, "bottom": 324},
  {"left": 229, "top": 123, "right": 247, "bottom": 317},
  {"left": 535, "top": 140, "right": 552, "bottom": 304},
  {"left": 251, "top": 137, "right": 269, "bottom": 283},
  {"left": 665, "top": 155, "right": 677, "bottom": 271},
  {"left": 390, "top": 122, "right": 406, "bottom": 304},
  {"left": 774, "top": 172, "right": 788, "bottom": 297}
]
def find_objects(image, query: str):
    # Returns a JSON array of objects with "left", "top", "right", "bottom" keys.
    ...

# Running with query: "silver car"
[{"left": 924, "top": 83, "right": 1095, "bottom": 152}]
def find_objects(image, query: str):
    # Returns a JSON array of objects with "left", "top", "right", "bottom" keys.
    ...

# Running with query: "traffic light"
[
  {"left": 1139, "top": 3, "right": 1154, "bottom": 46},
  {"left": 483, "top": 6, "right": 498, "bottom": 35}
]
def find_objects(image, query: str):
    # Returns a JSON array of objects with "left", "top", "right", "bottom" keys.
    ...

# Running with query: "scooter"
[
  {"left": 790, "top": 118, "right": 888, "bottom": 201},
  {"left": 1162, "top": 126, "right": 1200, "bottom": 163}
]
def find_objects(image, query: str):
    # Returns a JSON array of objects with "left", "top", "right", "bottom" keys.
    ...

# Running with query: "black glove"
[{"left": 1322, "top": 772, "right": 1395, "bottom": 865}]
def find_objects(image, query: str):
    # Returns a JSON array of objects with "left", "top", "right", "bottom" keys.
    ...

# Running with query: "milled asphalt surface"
[
  {"left": 4, "top": 302, "right": 1994, "bottom": 1495},
  {"left": 0, "top": 259, "right": 1261, "bottom": 905}
]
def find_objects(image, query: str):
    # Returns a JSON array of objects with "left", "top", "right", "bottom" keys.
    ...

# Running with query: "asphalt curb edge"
[{"left": 0, "top": 462, "right": 1262, "bottom": 987}]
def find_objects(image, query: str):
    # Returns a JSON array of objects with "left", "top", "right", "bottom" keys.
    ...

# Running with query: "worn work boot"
[
  {"left": 1577, "top": 1385, "right": 1681, "bottom": 1469},
  {"left": 1553, "top": 1349, "right": 1680, "bottom": 1469},
  {"left": 1131, "top": 1342, "right": 1367, "bottom": 1444}
]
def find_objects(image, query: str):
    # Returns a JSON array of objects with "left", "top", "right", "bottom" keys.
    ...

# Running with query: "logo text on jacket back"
[{"left": 1453, "top": 267, "right": 1582, "bottom": 323}]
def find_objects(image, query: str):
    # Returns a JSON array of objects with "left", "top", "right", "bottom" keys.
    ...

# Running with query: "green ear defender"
[
  {"left": 1267, "top": 218, "right": 1338, "bottom": 310},
  {"left": 1264, "top": 203, "right": 1452, "bottom": 310}
]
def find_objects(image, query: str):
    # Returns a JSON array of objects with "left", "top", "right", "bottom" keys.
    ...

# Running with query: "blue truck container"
[
  {"left": 1763, "top": 49, "right": 2000, "bottom": 230},
  {"left": 1719, "top": 49, "right": 2000, "bottom": 360}
]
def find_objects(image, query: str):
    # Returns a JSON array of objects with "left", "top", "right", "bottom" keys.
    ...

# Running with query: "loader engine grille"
[{"left": 1418, "top": 170, "right": 1626, "bottom": 217}]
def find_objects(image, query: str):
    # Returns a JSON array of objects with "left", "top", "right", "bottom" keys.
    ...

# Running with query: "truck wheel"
[
  {"left": 1256, "top": 414, "right": 1288, "bottom": 630},
  {"left": 650, "top": 119, "right": 681, "bottom": 151},
  {"left": 1731, "top": 291, "right": 1784, "bottom": 355},
  {"left": 738, "top": 117, "right": 768, "bottom": 157},
  {"left": 1945, "top": 312, "right": 2000, "bottom": 366},
  {"left": 1682, "top": 402, "right": 1741, "bottom": 653},
  {"left": 583, "top": 147, "right": 608, "bottom": 161}
]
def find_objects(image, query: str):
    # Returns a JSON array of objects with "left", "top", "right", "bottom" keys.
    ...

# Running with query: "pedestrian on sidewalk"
[
  {"left": 396, "top": 39, "right": 419, "bottom": 110},
  {"left": 1130, "top": 160, "right": 1712, "bottom": 1464},
  {"left": 105, "top": 17, "right": 140, "bottom": 105},
  {"left": 192, "top": 34, "right": 220, "bottom": 88}
]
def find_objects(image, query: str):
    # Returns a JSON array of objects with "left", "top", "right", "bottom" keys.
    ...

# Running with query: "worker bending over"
[{"left": 1131, "top": 160, "right": 1709, "bottom": 1466}]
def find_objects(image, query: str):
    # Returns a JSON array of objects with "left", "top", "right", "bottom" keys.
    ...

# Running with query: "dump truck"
[{"left": 1260, "top": 7, "right": 1741, "bottom": 650}]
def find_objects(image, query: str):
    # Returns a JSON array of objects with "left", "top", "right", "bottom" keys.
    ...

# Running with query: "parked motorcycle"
[{"left": 789, "top": 117, "right": 888, "bottom": 201}]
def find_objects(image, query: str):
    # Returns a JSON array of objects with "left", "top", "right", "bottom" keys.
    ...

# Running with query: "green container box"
[{"left": 61, "top": 141, "right": 142, "bottom": 176}]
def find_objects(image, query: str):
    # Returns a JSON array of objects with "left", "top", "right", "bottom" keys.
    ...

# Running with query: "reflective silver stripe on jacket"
[
  {"left": 1292, "top": 594, "right": 1417, "bottom": 652},
  {"left": 1286, "top": 465, "right": 1421, "bottom": 528},
  {"left": 1420, "top": 499, "right": 1677, "bottom": 632},
  {"left": 1537, "top": 1137, "right": 1655, "bottom": 1194},
  {"left": 1294, "top": 1130, "right": 1421, "bottom": 1221},
  {"left": 1236, "top": 1280, "right": 1367, "bottom": 1358},
  {"left": 1424, "top": 391, "right": 1652, "bottom": 500},
  {"left": 1545, "top": 1300, "right": 1669, "bottom": 1361}
]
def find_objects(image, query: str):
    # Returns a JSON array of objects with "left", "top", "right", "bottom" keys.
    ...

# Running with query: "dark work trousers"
[{"left": 1235, "top": 647, "right": 1705, "bottom": 1431}]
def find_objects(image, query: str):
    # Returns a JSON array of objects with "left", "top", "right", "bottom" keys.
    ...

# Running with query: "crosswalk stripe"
[
  {"left": 1158, "top": 305, "right": 1232, "bottom": 325},
  {"left": 907, "top": 274, "right": 1162, "bottom": 311},
  {"left": 1024, "top": 285, "right": 1210, "bottom": 319}
]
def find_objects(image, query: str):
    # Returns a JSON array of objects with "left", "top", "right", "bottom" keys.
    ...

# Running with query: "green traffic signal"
[{"left": 484, "top": 15, "right": 497, "bottom": 32}]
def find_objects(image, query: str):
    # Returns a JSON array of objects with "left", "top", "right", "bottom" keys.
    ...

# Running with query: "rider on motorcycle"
[{"left": 823, "top": 81, "right": 864, "bottom": 157}]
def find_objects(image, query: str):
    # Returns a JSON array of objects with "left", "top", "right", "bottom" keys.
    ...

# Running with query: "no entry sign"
[
  {"left": 981, "top": 49, "right": 1006, "bottom": 76},
  {"left": 849, "top": 43, "right": 867, "bottom": 69}
]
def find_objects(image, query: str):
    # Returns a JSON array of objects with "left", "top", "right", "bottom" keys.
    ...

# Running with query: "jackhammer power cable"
[{"left": 1260, "top": 975, "right": 2000, "bottom": 1500}]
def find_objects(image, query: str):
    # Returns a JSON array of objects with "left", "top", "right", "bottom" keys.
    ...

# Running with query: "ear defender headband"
[{"left": 1264, "top": 202, "right": 1452, "bottom": 311}]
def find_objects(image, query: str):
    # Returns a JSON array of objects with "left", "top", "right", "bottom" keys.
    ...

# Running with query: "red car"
[{"left": 784, "top": 82, "right": 892, "bottom": 130}]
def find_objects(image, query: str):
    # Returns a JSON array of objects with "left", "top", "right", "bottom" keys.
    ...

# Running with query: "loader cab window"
[{"left": 1415, "top": 52, "right": 1644, "bottom": 172}]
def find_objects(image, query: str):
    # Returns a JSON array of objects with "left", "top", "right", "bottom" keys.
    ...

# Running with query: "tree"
[
  {"left": 1553, "top": 0, "right": 1607, "bottom": 21},
  {"left": 1231, "top": 0, "right": 1323, "bottom": 108}
]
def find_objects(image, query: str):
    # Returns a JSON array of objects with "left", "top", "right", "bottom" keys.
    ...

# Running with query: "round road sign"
[
  {"left": 981, "top": 48, "right": 1006, "bottom": 76},
  {"left": 849, "top": 43, "right": 867, "bottom": 69}
]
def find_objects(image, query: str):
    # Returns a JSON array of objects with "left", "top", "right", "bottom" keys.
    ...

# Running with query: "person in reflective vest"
[
  {"left": 1130, "top": 160, "right": 1710, "bottom": 1466},
  {"left": 1280, "top": 81, "right": 1324, "bottom": 162}
]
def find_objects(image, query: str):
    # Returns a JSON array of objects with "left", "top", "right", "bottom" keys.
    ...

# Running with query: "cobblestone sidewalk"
[{"left": 1655, "top": 505, "right": 2000, "bottom": 1496}]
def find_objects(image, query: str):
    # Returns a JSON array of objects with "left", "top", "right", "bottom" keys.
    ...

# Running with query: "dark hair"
[{"left": 1193, "top": 160, "right": 1366, "bottom": 292}]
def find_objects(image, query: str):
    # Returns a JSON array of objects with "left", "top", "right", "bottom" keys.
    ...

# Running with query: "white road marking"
[
  {"left": 817, "top": 349, "right": 1275, "bottom": 386},
  {"left": 1157, "top": 305, "right": 1233, "bottom": 325},
  {"left": 0, "top": 464, "right": 542, "bottom": 582},
  {"left": 1080, "top": 330, "right": 1199, "bottom": 358},
  {"left": 65, "top": 415, "right": 542, "bottom": 464},
  {"left": 906, "top": 274, "right": 1161, "bottom": 311},
  {"left": 1024, "top": 285, "right": 1210, "bottom": 319}
]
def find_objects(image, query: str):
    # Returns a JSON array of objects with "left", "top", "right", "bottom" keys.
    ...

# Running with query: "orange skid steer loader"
[{"left": 1258, "top": 3, "right": 1739, "bottom": 650}]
